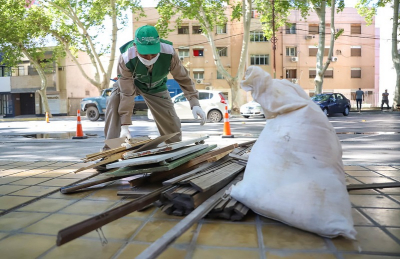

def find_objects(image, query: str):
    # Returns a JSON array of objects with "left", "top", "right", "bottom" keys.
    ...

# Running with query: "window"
[
  {"left": 193, "top": 49, "right": 204, "bottom": 57},
  {"left": 309, "top": 24, "right": 319, "bottom": 34},
  {"left": 174, "top": 95, "right": 187, "bottom": 103},
  {"left": 309, "top": 69, "right": 316, "bottom": 78},
  {"left": 250, "top": 54, "right": 269, "bottom": 65},
  {"left": 0, "top": 66, "right": 11, "bottom": 77},
  {"left": 250, "top": 31, "right": 268, "bottom": 42},
  {"left": 216, "top": 24, "right": 227, "bottom": 34},
  {"left": 193, "top": 71, "right": 204, "bottom": 79},
  {"left": 178, "top": 25, "right": 189, "bottom": 34},
  {"left": 217, "top": 47, "right": 227, "bottom": 57},
  {"left": 309, "top": 46, "right": 318, "bottom": 56},
  {"left": 192, "top": 26, "right": 202, "bottom": 34},
  {"left": 351, "top": 46, "right": 361, "bottom": 56},
  {"left": 325, "top": 68, "right": 333, "bottom": 78},
  {"left": 199, "top": 92, "right": 211, "bottom": 100},
  {"left": 308, "top": 47, "right": 329, "bottom": 56},
  {"left": 309, "top": 68, "right": 333, "bottom": 78},
  {"left": 18, "top": 66, "right": 25, "bottom": 76},
  {"left": 351, "top": 24, "right": 361, "bottom": 34},
  {"left": 351, "top": 68, "right": 361, "bottom": 78},
  {"left": 286, "top": 69, "right": 297, "bottom": 79},
  {"left": 178, "top": 49, "right": 189, "bottom": 59},
  {"left": 285, "top": 23, "right": 296, "bottom": 34},
  {"left": 286, "top": 47, "right": 297, "bottom": 56},
  {"left": 217, "top": 70, "right": 224, "bottom": 79}
]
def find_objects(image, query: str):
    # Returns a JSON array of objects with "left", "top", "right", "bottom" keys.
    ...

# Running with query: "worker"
[{"left": 102, "top": 25, "right": 206, "bottom": 152}]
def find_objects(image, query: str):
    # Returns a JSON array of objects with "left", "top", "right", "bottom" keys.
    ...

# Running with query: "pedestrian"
[
  {"left": 103, "top": 25, "right": 206, "bottom": 152},
  {"left": 381, "top": 89, "right": 390, "bottom": 111},
  {"left": 355, "top": 88, "right": 364, "bottom": 112}
]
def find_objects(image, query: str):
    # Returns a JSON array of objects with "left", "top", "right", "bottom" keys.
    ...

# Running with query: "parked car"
[
  {"left": 81, "top": 79, "right": 183, "bottom": 121},
  {"left": 80, "top": 88, "right": 147, "bottom": 121},
  {"left": 311, "top": 93, "right": 351, "bottom": 116},
  {"left": 240, "top": 100, "right": 265, "bottom": 118},
  {"left": 148, "top": 90, "right": 227, "bottom": 122}
]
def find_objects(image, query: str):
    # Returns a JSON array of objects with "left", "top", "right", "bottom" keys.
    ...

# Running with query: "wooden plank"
[
  {"left": 107, "top": 144, "right": 209, "bottom": 169},
  {"left": 238, "top": 140, "right": 256, "bottom": 147},
  {"left": 206, "top": 150, "right": 232, "bottom": 163},
  {"left": 117, "top": 190, "right": 151, "bottom": 198},
  {"left": 228, "top": 153, "right": 249, "bottom": 162},
  {"left": 162, "top": 156, "right": 230, "bottom": 186},
  {"left": 74, "top": 152, "right": 125, "bottom": 174},
  {"left": 134, "top": 132, "right": 180, "bottom": 152},
  {"left": 212, "top": 198, "right": 230, "bottom": 213},
  {"left": 234, "top": 203, "right": 249, "bottom": 217},
  {"left": 179, "top": 160, "right": 234, "bottom": 184},
  {"left": 135, "top": 174, "right": 243, "bottom": 259},
  {"left": 224, "top": 198, "right": 238, "bottom": 212},
  {"left": 187, "top": 144, "right": 238, "bottom": 165},
  {"left": 123, "top": 136, "right": 210, "bottom": 160},
  {"left": 106, "top": 145, "right": 217, "bottom": 178},
  {"left": 347, "top": 182, "right": 400, "bottom": 191},
  {"left": 189, "top": 163, "right": 245, "bottom": 192}
]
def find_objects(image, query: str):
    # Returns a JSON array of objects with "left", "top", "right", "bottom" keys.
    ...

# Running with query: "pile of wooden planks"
[{"left": 56, "top": 138, "right": 255, "bottom": 247}]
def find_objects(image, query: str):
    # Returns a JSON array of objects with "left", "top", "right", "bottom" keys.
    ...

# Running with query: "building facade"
[
  {"left": 0, "top": 51, "right": 104, "bottom": 117},
  {"left": 135, "top": 7, "right": 377, "bottom": 107}
]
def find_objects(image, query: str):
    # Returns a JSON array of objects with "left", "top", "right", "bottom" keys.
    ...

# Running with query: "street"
[{"left": 0, "top": 111, "right": 399, "bottom": 165}]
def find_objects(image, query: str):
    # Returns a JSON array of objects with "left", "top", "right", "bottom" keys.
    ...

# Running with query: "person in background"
[
  {"left": 355, "top": 88, "right": 364, "bottom": 112},
  {"left": 103, "top": 25, "right": 206, "bottom": 151},
  {"left": 381, "top": 89, "right": 390, "bottom": 111}
]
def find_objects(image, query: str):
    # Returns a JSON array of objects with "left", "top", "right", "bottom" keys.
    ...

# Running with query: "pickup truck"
[{"left": 80, "top": 79, "right": 182, "bottom": 121}]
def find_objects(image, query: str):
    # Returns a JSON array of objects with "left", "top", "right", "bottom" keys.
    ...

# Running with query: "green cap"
[{"left": 134, "top": 25, "right": 160, "bottom": 55}]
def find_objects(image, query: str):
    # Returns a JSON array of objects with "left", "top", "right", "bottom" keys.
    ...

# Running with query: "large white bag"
[{"left": 230, "top": 66, "right": 356, "bottom": 239}]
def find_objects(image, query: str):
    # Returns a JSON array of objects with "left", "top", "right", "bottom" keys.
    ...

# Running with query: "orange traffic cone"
[
  {"left": 72, "top": 110, "right": 88, "bottom": 139},
  {"left": 222, "top": 102, "right": 234, "bottom": 138},
  {"left": 45, "top": 112, "right": 49, "bottom": 123}
]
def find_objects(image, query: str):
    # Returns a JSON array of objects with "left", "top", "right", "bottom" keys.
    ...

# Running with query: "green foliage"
[
  {"left": 334, "top": 28, "right": 344, "bottom": 40},
  {"left": 0, "top": 0, "right": 56, "bottom": 69},
  {"left": 156, "top": 0, "right": 229, "bottom": 38},
  {"left": 356, "top": 0, "right": 391, "bottom": 25}
]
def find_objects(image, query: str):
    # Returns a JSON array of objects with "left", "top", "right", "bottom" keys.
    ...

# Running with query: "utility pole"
[{"left": 271, "top": 0, "right": 277, "bottom": 79}]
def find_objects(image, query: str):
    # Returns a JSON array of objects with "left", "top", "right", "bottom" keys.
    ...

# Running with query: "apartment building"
[
  {"left": 278, "top": 8, "right": 377, "bottom": 107},
  {"left": 136, "top": 7, "right": 377, "bottom": 107},
  {"left": 0, "top": 50, "right": 103, "bottom": 117},
  {"left": 133, "top": 8, "right": 248, "bottom": 102}
]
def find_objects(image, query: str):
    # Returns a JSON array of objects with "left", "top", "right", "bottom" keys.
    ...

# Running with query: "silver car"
[{"left": 240, "top": 100, "right": 265, "bottom": 118}]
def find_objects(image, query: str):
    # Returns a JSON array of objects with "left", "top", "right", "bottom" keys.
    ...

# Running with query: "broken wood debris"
[{"left": 56, "top": 138, "right": 256, "bottom": 247}]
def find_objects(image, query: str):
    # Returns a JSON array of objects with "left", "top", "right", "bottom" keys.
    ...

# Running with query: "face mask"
[{"left": 137, "top": 53, "right": 160, "bottom": 66}]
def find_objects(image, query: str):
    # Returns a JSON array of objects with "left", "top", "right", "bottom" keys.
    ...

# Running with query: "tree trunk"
[
  {"left": 314, "top": 1, "right": 336, "bottom": 95},
  {"left": 22, "top": 49, "right": 52, "bottom": 117},
  {"left": 314, "top": 2, "right": 326, "bottom": 94},
  {"left": 199, "top": 0, "right": 251, "bottom": 113},
  {"left": 392, "top": 0, "right": 400, "bottom": 109}
]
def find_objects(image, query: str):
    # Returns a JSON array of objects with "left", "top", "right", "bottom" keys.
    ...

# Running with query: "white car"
[
  {"left": 240, "top": 100, "right": 265, "bottom": 118},
  {"left": 148, "top": 90, "right": 228, "bottom": 122}
]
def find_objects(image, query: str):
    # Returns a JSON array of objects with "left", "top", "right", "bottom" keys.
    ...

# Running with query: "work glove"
[
  {"left": 120, "top": 125, "right": 132, "bottom": 140},
  {"left": 192, "top": 106, "right": 206, "bottom": 126}
]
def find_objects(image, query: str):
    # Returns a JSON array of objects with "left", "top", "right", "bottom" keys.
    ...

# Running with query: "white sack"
[{"left": 230, "top": 66, "right": 356, "bottom": 239}]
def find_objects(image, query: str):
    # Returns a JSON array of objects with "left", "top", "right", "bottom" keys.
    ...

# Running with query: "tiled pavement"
[{"left": 0, "top": 161, "right": 399, "bottom": 259}]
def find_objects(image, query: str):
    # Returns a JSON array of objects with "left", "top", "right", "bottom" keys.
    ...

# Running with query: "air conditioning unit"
[
  {"left": 205, "top": 86, "right": 213, "bottom": 90},
  {"left": 331, "top": 56, "right": 338, "bottom": 62},
  {"left": 291, "top": 79, "right": 298, "bottom": 84},
  {"left": 290, "top": 57, "right": 298, "bottom": 62},
  {"left": 196, "top": 79, "right": 204, "bottom": 84},
  {"left": 305, "top": 35, "right": 313, "bottom": 40}
]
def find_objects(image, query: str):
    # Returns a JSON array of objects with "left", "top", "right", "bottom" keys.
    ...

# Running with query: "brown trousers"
[{"left": 104, "top": 86, "right": 182, "bottom": 147}]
